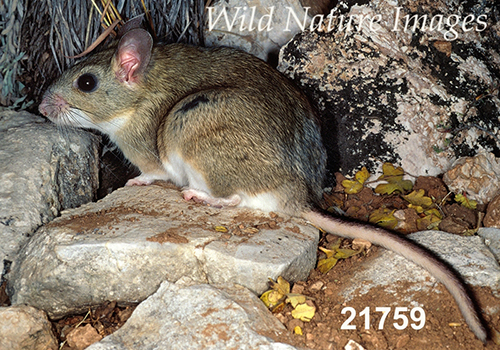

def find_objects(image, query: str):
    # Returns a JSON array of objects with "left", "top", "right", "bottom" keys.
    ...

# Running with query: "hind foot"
[{"left": 182, "top": 188, "right": 241, "bottom": 208}]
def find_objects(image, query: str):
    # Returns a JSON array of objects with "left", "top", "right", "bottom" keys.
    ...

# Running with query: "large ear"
[
  {"left": 113, "top": 28, "right": 153, "bottom": 85},
  {"left": 117, "top": 15, "right": 145, "bottom": 38}
]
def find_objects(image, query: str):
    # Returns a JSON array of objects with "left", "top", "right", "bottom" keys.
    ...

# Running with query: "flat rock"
[
  {"left": 0, "top": 109, "right": 99, "bottom": 281},
  {"left": 7, "top": 184, "right": 318, "bottom": 318},
  {"left": 0, "top": 305, "right": 58, "bottom": 350},
  {"left": 87, "top": 280, "right": 300, "bottom": 350}
]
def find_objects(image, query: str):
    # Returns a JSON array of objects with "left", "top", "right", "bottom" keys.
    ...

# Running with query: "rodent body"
[
  {"left": 41, "top": 35, "right": 325, "bottom": 215},
  {"left": 39, "top": 28, "right": 487, "bottom": 342}
]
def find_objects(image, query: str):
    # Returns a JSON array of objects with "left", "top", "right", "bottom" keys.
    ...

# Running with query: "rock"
[
  {"left": 439, "top": 203, "right": 477, "bottom": 234},
  {"left": 278, "top": 1, "right": 500, "bottom": 181},
  {"left": 0, "top": 305, "right": 58, "bottom": 350},
  {"left": 484, "top": 193, "right": 500, "bottom": 228},
  {"left": 66, "top": 324, "right": 103, "bottom": 350},
  {"left": 341, "top": 230, "right": 500, "bottom": 300},
  {"left": 7, "top": 184, "right": 318, "bottom": 318},
  {"left": 86, "top": 280, "right": 299, "bottom": 350},
  {"left": 0, "top": 109, "right": 100, "bottom": 283},
  {"left": 443, "top": 152, "right": 500, "bottom": 204},
  {"left": 345, "top": 339, "right": 365, "bottom": 350},
  {"left": 414, "top": 176, "right": 449, "bottom": 204},
  {"left": 478, "top": 227, "right": 500, "bottom": 262},
  {"left": 205, "top": 0, "right": 313, "bottom": 62}
]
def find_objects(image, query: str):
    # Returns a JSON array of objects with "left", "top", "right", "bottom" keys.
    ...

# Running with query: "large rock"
[
  {"left": 0, "top": 109, "right": 99, "bottom": 281},
  {"left": 87, "top": 280, "right": 299, "bottom": 350},
  {"left": 278, "top": 0, "right": 500, "bottom": 181},
  {"left": 7, "top": 184, "right": 319, "bottom": 318}
]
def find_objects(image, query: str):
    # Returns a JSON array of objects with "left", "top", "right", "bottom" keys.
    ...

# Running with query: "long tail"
[{"left": 302, "top": 210, "right": 487, "bottom": 342}]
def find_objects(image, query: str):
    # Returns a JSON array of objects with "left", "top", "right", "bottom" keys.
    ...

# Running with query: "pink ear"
[{"left": 114, "top": 28, "right": 153, "bottom": 85}]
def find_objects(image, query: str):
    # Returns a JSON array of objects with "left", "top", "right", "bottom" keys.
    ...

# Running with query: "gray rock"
[
  {"left": 0, "top": 305, "right": 58, "bottom": 350},
  {"left": 7, "top": 185, "right": 318, "bottom": 318},
  {"left": 341, "top": 230, "right": 500, "bottom": 300},
  {"left": 278, "top": 1, "right": 500, "bottom": 180},
  {"left": 87, "top": 280, "right": 299, "bottom": 350},
  {"left": 0, "top": 109, "right": 99, "bottom": 280},
  {"left": 479, "top": 227, "right": 500, "bottom": 263},
  {"left": 205, "top": 0, "right": 312, "bottom": 62}
]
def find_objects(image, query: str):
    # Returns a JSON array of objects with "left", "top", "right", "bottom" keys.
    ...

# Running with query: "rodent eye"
[{"left": 76, "top": 73, "right": 99, "bottom": 93}]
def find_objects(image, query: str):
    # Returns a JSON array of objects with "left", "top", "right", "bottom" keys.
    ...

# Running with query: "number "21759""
[{"left": 341, "top": 307, "right": 426, "bottom": 330}]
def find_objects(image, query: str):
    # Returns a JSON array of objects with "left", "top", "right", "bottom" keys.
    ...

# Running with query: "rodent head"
[{"left": 39, "top": 29, "right": 153, "bottom": 137}]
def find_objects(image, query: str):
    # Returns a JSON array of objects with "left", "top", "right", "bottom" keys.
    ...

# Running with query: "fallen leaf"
[
  {"left": 369, "top": 208, "right": 398, "bottom": 230},
  {"left": 375, "top": 163, "right": 413, "bottom": 195},
  {"left": 455, "top": 193, "right": 477, "bottom": 210},
  {"left": 403, "top": 189, "right": 433, "bottom": 208},
  {"left": 291, "top": 303, "right": 316, "bottom": 322},
  {"left": 260, "top": 277, "right": 291, "bottom": 309},
  {"left": 423, "top": 208, "right": 443, "bottom": 219},
  {"left": 317, "top": 256, "right": 339, "bottom": 274},
  {"left": 286, "top": 293, "right": 307, "bottom": 308},
  {"left": 342, "top": 180, "right": 364, "bottom": 194},
  {"left": 416, "top": 213, "right": 441, "bottom": 231},
  {"left": 317, "top": 240, "right": 363, "bottom": 273},
  {"left": 214, "top": 226, "right": 228, "bottom": 233},
  {"left": 274, "top": 276, "right": 291, "bottom": 295},
  {"left": 342, "top": 167, "right": 370, "bottom": 194}
]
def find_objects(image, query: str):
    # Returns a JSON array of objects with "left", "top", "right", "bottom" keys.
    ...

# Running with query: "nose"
[{"left": 39, "top": 93, "right": 67, "bottom": 119}]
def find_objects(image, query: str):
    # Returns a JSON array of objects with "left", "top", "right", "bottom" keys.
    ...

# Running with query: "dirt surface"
[
  {"left": 274, "top": 235, "right": 499, "bottom": 349},
  {"left": 269, "top": 172, "right": 500, "bottom": 349}
]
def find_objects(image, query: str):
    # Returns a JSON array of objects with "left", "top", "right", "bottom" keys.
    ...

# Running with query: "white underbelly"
[{"left": 163, "top": 153, "right": 280, "bottom": 212}]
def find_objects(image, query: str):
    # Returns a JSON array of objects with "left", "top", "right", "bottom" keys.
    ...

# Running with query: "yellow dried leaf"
[
  {"left": 378, "top": 162, "right": 405, "bottom": 180},
  {"left": 286, "top": 294, "right": 307, "bottom": 308},
  {"left": 375, "top": 180, "right": 413, "bottom": 195},
  {"left": 342, "top": 167, "right": 370, "bottom": 194},
  {"left": 423, "top": 208, "right": 443, "bottom": 219},
  {"left": 291, "top": 303, "right": 316, "bottom": 322},
  {"left": 403, "top": 189, "right": 433, "bottom": 208},
  {"left": 342, "top": 180, "right": 364, "bottom": 194},
  {"left": 317, "top": 257, "right": 339, "bottom": 274},
  {"left": 455, "top": 193, "right": 477, "bottom": 210},
  {"left": 317, "top": 239, "right": 362, "bottom": 273},
  {"left": 408, "top": 204, "right": 424, "bottom": 214},
  {"left": 215, "top": 226, "right": 228, "bottom": 233},
  {"left": 275, "top": 276, "right": 290, "bottom": 295},
  {"left": 335, "top": 248, "right": 362, "bottom": 259},
  {"left": 369, "top": 208, "right": 398, "bottom": 230},
  {"left": 260, "top": 290, "right": 284, "bottom": 308},
  {"left": 293, "top": 326, "right": 303, "bottom": 335},
  {"left": 375, "top": 163, "right": 413, "bottom": 195},
  {"left": 260, "top": 290, "right": 271, "bottom": 306},
  {"left": 355, "top": 167, "right": 370, "bottom": 183},
  {"left": 416, "top": 214, "right": 441, "bottom": 231}
]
